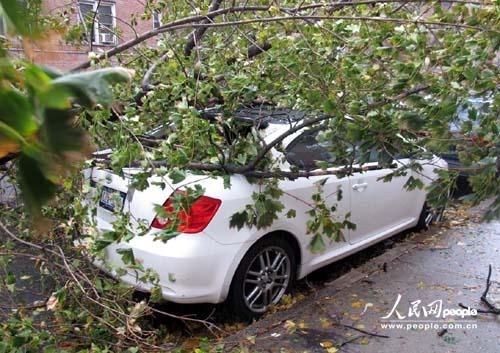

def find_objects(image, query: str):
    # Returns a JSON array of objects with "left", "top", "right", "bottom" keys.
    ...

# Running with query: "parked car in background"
[
  {"left": 438, "top": 96, "right": 493, "bottom": 193},
  {"left": 82, "top": 108, "right": 447, "bottom": 319}
]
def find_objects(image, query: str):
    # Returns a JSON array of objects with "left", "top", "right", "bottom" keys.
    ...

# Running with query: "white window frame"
[
  {"left": 153, "top": 12, "right": 162, "bottom": 29},
  {"left": 78, "top": 0, "right": 116, "bottom": 46}
]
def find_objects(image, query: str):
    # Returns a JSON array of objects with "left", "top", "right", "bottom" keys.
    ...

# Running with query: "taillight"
[{"left": 151, "top": 192, "right": 221, "bottom": 233}]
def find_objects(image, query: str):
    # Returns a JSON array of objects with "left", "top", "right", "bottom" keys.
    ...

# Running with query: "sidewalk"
[{"left": 224, "top": 206, "right": 500, "bottom": 353}]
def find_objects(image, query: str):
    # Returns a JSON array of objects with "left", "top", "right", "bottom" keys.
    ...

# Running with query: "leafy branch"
[{"left": 71, "top": 0, "right": 495, "bottom": 70}]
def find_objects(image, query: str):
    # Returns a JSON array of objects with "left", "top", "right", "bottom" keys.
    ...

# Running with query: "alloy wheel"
[{"left": 242, "top": 246, "right": 291, "bottom": 313}]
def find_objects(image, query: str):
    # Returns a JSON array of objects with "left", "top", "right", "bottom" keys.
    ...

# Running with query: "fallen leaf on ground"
[
  {"left": 284, "top": 320, "right": 296, "bottom": 334},
  {"left": 320, "top": 317, "right": 332, "bottom": 328},
  {"left": 46, "top": 294, "right": 58, "bottom": 311},
  {"left": 320, "top": 341, "right": 334, "bottom": 348},
  {"left": 360, "top": 337, "right": 370, "bottom": 345},
  {"left": 351, "top": 300, "right": 364, "bottom": 309}
]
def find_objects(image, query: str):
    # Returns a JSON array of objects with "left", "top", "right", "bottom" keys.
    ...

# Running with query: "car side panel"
[{"left": 348, "top": 160, "right": 423, "bottom": 244}]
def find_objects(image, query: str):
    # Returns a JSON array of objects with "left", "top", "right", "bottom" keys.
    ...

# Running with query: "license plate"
[{"left": 99, "top": 186, "right": 126, "bottom": 212}]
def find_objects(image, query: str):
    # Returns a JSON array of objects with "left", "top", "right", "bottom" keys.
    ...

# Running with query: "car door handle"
[{"left": 352, "top": 182, "right": 368, "bottom": 191}]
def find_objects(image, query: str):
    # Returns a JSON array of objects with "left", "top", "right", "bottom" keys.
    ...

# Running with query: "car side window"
[
  {"left": 368, "top": 149, "right": 379, "bottom": 163},
  {"left": 285, "top": 130, "right": 335, "bottom": 170}
]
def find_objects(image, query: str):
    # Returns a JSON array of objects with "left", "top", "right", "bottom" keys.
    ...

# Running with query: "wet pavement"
[{"left": 224, "top": 206, "right": 500, "bottom": 353}]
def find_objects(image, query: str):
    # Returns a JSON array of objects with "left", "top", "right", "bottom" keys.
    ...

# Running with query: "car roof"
[{"left": 200, "top": 105, "right": 310, "bottom": 129}]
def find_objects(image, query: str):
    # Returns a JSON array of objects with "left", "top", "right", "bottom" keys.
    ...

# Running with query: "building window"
[
  {"left": 78, "top": 1, "right": 116, "bottom": 45},
  {"left": 153, "top": 12, "right": 162, "bottom": 29}
]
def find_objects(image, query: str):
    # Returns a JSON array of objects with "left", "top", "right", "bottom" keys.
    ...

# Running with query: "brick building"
[{"left": 3, "top": 0, "right": 159, "bottom": 71}]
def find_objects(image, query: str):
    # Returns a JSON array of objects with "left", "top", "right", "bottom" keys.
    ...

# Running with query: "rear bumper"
[{"left": 88, "top": 224, "right": 242, "bottom": 304}]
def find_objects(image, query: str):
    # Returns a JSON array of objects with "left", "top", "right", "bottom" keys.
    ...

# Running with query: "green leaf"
[
  {"left": 41, "top": 108, "right": 86, "bottom": 153},
  {"left": 150, "top": 286, "right": 163, "bottom": 303},
  {"left": 49, "top": 68, "right": 134, "bottom": 107},
  {"left": 308, "top": 234, "right": 326, "bottom": 254},
  {"left": 168, "top": 168, "right": 186, "bottom": 184},
  {"left": 116, "top": 248, "right": 135, "bottom": 265},
  {"left": 229, "top": 211, "right": 248, "bottom": 230},
  {"left": 0, "top": 0, "right": 30, "bottom": 36},
  {"left": 323, "top": 99, "right": 336, "bottom": 114},
  {"left": 17, "top": 154, "right": 57, "bottom": 216},
  {"left": 404, "top": 176, "right": 425, "bottom": 191},
  {"left": 0, "top": 90, "right": 36, "bottom": 136},
  {"left": 93, "top": 239, "right": 113, "bottom": 252}
]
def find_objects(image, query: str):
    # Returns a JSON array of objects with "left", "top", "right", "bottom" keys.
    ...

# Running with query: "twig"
[
  {"left": 335, "top": 322, "right": 390, "bottom": 338},
  {"left": 480, "top": 264, "right": 498, "bottom": 312},
  {"left": 71, "top": 2, "right": 493, "bottom": 70},
  {"left": 339, "top": 335, "right": 363, "bottom": 347},
  {"left": 458, "top": 264, "right": 500, "bottom": 315},
  {"left": 0, "top": 220, "right": 43, "bottom": 251},
  {"left": 184, "top": 0, "right": 223, "bottom": 57},
  {"left": 315, "top": 302, "right": 389, "bottom": 338}
]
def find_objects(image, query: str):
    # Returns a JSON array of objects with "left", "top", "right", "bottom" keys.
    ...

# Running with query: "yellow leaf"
[
  {"left": 327, "top": 348, "right": 338, "bottom": 353},
  {"left": 284, "top": 320, "right": 296, "bottom": 333},
  {"left": 351, "top": 300, "right": 364, "bottom": 309},
  {"left": 319, "top": 317, "right": 332, "bottom": 328},
  {"left": 360, "top": 337, "right": 370, "bottom": 345},
  {"left": 0, "top": 138, "right": 20, "bottom": 158},
  {"left": 350, "top": 314, "right": 361, "bottom": 321},
  {"left": 320, "top": 341, "right": 334, "bottom": 348},
  {"left": 298, "top": 321, "right": 308, "bottom": 329}
]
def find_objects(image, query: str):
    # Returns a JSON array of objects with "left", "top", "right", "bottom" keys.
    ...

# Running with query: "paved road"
[
  {"left": 0, "top": 231, "right": 52, "bottom": 320},
  {"left": 225, "top": 210, "right": 500, "bottom": 352}
]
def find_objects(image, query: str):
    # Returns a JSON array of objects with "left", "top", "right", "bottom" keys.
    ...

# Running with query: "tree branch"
[
  {"left": 71, "top": 1, "right": 492, "bottom": 71},
  {"left": 94, "top": 83, "right": 429, "bottom": 177},
  {"left": 369, "top": 84, "right": 430, "bottom": 108},
  {"left": 184, "top": 0, "right": 223, "bottom": 58}
]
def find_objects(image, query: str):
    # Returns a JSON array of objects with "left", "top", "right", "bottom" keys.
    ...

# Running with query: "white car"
[{"left": 83, "top": 108, "right": 447, "bottom": 318}]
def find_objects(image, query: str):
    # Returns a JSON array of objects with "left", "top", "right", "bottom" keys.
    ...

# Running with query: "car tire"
[
  {"left": 415, "top": 202, "right": 433, "bottom": 231},
  {"left": 415, "top": 202, "right": 445, "bottom": 231},
  {"left": 228, "top": 236, "right": 296, "bottom": 320}
]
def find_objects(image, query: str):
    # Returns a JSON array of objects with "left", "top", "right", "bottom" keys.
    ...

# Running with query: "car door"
[
  {"left": 347, "top": 153, "right": 422, "bottom": 245},
  {"left": 281, "top": 129, "right": 351, "bottom": 268}
]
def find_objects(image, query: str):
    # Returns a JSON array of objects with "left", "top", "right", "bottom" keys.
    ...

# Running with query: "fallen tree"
[{"left": 0, "top": 0, "right": 498, "bottom": 351}]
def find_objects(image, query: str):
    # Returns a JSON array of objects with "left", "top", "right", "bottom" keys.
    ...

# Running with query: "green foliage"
[
  {"left": 0, "top": 0, "right": 499, "bottom": 351},
  {"left": 306, "top": 180, "right": 355, "bottom": 253},
  {"left": 0, "top": 0, "right": 41, "bottom": 36},
  {"left": 0, "top": 62, "right": 132, "bottom": 217},
  {"left": 0, "top": 317, "right": 56, "bottom": 353},
  {"left": 230, "top": 180, "right": 284, "bottom": 230}
]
